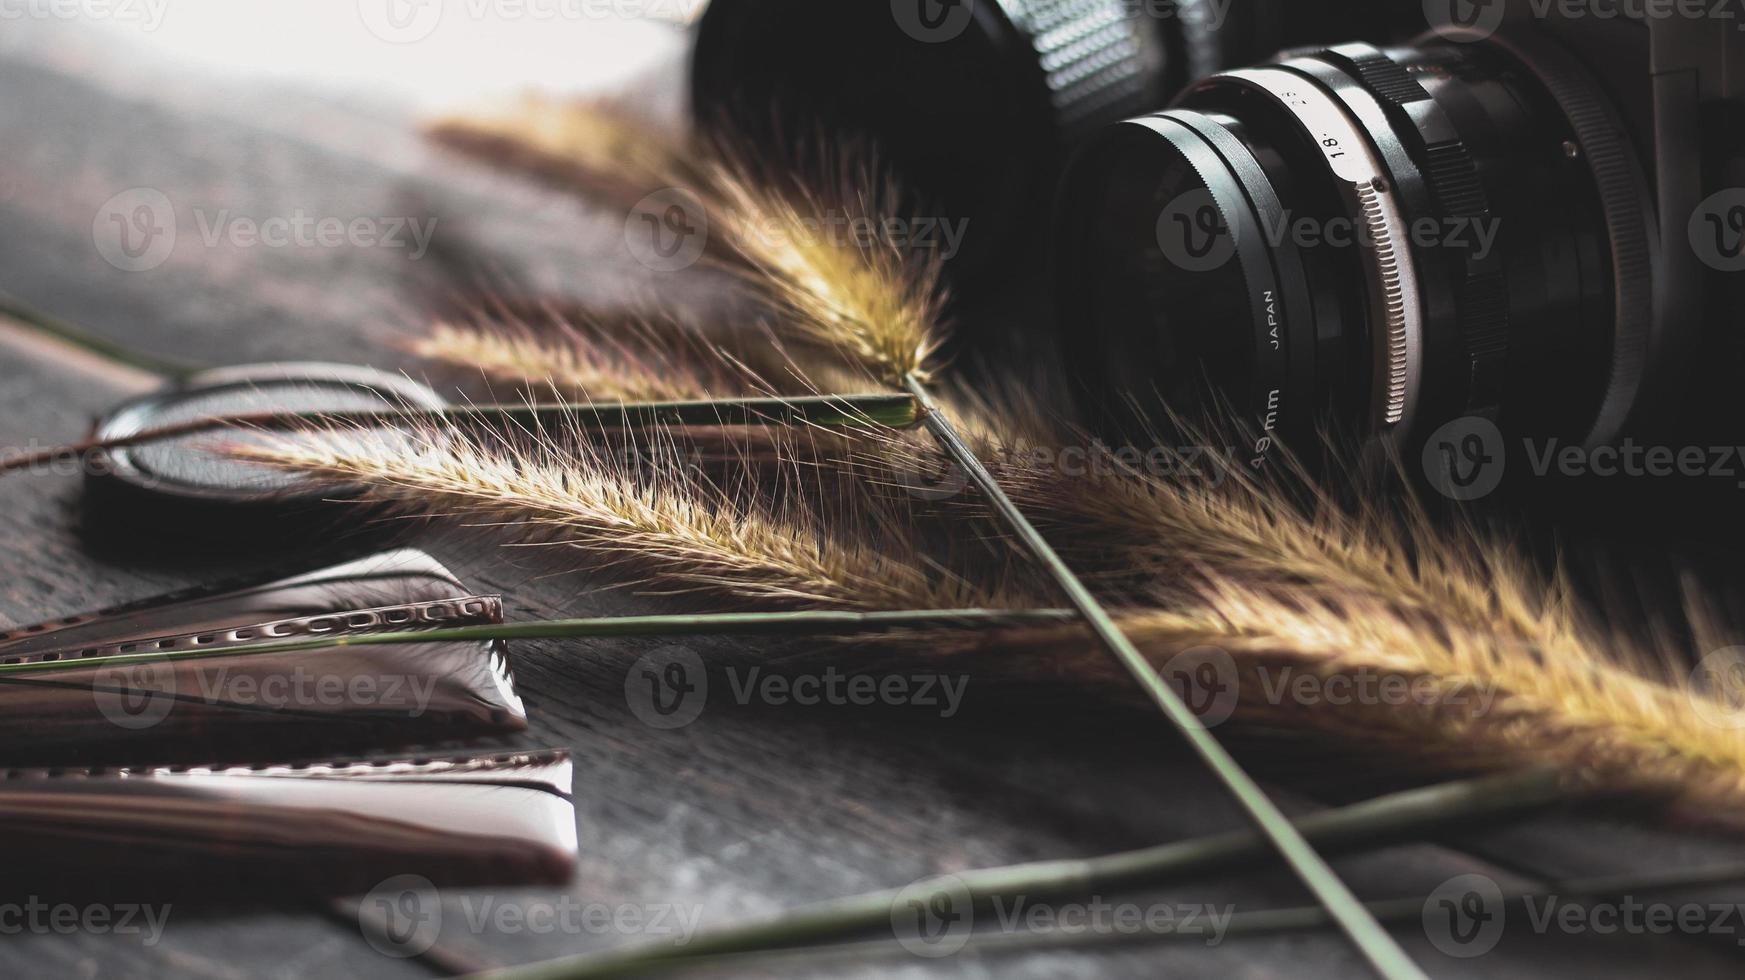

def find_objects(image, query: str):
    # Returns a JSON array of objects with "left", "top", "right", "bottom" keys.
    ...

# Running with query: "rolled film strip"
[
  {"left": 0, "top": 548, "right": 471, "bottom": 659},
  {"left": 0, "top": 748, "right": 577, "bottom": 894},
  {"left": 0, "top": 595, "right": 526, "bottom": 764},
  {"left": 0, "top": 595, "right": 505, "bottom": 670}
]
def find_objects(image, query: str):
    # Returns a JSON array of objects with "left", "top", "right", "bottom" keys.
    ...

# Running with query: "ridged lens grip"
[
  {"left": 691, "top": 0, "right": 1178, "bottom": 280},
  {"left": 992, "top": 0, "right": 1171, "bottom": 142}
]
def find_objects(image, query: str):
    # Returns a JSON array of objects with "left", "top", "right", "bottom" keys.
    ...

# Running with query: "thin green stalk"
[
  {"left": 0, "top": 393, "right": 920, "bottom": 477},
  {"left": 0, "top": 292, "right": 201, "bottom": 379},
  {"left": 904, "top": 855, "right": 1745, "bottom": 958},
  {"left": 0, "top": 608, "right": 1076, "bottom": 676},
  {"left": 471, "top": 769, "right": 1572, "bottom": 980},
  {"left": 566, "top": 857, "right": 1745, "bottom": 977},
  {"left": 901, "top": 375, "right": 1423, "bottom": 980}
]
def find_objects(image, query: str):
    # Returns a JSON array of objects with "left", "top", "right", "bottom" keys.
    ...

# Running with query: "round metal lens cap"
[{"left": 83, "top": 362, "right": 445, "bottom": 543}]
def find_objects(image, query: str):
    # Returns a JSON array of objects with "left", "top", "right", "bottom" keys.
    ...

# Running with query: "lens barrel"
[
  {"left": 691, "top": 1, "right": 1417, "bottom": 283},
  {"left": 693, "top": 0, "right": 1173, "bottom": 278},
  {"left": 1055, "top": 37, "right": 1655, "bottom": 456}
]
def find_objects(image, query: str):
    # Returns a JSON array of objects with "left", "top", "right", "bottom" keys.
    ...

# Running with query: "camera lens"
[
  {"left": 691, "top": 1, "right": 1415, "bottom": 281},
  {"left": 1055, "top": 36, "right": 1658, "bottom": 461},
  {"left": 693, "top": 0, "right": 1172, "bottom": 277}
]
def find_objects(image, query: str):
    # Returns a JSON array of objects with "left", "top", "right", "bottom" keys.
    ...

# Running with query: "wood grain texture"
[{"left": 0, "top": 15, "right": 1742, "bottom": 980}]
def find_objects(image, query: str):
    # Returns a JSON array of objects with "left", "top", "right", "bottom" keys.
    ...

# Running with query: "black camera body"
[
  {"left": 1416, "top": 0, "right": 1745, "bottom": 455},
  {"left": 1054, "top": 0, "right": 1745, "bottom": 500},
  {"left": 1565, "top": 0, "right": 1745, "bottom": 450}
]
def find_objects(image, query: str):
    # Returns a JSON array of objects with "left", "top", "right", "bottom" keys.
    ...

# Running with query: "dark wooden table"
[{"left": 1, "top": 13, "right": 1743, "bottom": 979}]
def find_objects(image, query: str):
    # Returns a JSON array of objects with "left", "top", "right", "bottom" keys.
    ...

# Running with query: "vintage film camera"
[{"left": 1054, "top": 0, "right": 1745, "bottom": 501}]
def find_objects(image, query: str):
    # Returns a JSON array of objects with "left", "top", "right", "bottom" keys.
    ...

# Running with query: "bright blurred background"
[
  {"left": 0, "top": 2, "right": 703, "bottom": 372},
  {"left": 0, "top": 0, "right": 693, "bottom": 108}
]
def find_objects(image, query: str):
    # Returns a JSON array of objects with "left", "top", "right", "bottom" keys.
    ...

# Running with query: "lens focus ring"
[
  {"left": 1310, "top": 44, "right": 1511, "bottom": 419},
  {"left": 1221, "top": 65, "right": 1426, "bottom": 430},
  {"left": 999, "top": 0, "right": 1172, "bottom": 141}
]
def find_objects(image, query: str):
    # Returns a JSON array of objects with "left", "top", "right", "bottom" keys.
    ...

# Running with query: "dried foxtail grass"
[
  {"left": 428, "top": 95, "right": 698, "bottom": 213},
  {"left": 700, "top": 157, "right": 945, "bottom": 386},
  {"left": 425, "top": 100, "right": 945, "bottom": 387},
  {"left": 986, "top": 574, "right": 1745, "bottom": 816},
  {"left": 242, "top": 418, "right": 1024, "bottom": 614},
  {"left": 845, "top": 379, "right": 1745, "bottom": 810},
  {"left": 412, "top": 322, "right": 702, "bottom": 403},
  {"left": 414, "top": 302, "right": 893, "bottom": 404},
  {"left": 886, "top": 409, "right": 1744, "bottom": 810},
  {"left": 868, "top": 389, "right": 1566, "bottom": 642},
  {"left": 1021, "top": 433, "right": 1589, "bottom": 654}
]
